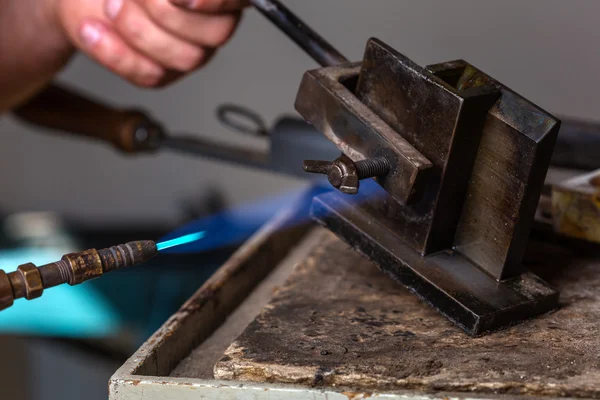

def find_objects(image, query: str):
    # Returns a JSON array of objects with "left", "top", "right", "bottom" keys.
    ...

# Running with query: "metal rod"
[
  {"left": 250, "top": 0, "right": 349, "bottom": 67},
  {"left": 162, "top": 135, "right": 269, "bottom": 168}
]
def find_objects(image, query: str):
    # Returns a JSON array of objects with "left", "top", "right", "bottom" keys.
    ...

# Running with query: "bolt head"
[
  {"left": 327, "top": 165, "right": 344, "bottom": 188},
  {"left": 17, "top": 263, "right": 43, "bottom": 300},
  {"left": 332, "top": 155, "right": 360, "bottom": 194},
  {"left": 303, "top": 155, "right": 360, "bottom": 194}
]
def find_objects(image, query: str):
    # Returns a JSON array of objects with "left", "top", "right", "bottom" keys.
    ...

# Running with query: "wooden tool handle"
[{"left": 12, "top": 83, "right": 159, "bottom": 153}]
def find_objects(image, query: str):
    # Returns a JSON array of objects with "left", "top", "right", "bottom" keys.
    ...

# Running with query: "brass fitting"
[
  {"left": 17, "top": 263, "right": 44, "bottom": 300},
  {"left": 61, "top": 249, "right": 104, "bottom": 285},
  {"left": 0, "top": 240, "right": 157, "bottom": 311},
  {"left": 0, "top": 271, "right": 14, "bottom": 310}
]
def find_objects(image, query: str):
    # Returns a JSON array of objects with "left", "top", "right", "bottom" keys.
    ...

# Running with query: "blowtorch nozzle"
[{"left": 0, "top": 240, "right": 157, "bottom": 311}]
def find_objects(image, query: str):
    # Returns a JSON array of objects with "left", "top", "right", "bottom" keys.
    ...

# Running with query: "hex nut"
[
  {"left": 18, "top": 263, "right": 43, "bottom": 300},
  {"left": 0, "top": 270, "right": 14, "bottom": 310}
]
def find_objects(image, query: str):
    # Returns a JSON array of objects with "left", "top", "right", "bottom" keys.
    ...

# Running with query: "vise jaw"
[{"left": 296, "top": 38, "right": 561, "bottom": 336}]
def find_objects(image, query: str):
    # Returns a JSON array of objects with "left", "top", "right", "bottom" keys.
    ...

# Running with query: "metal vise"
[{"left": 298, "top": 38, "right": 561, "bottom": 336}]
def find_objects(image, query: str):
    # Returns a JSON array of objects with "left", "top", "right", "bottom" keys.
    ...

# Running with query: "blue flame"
[
  {"left": 157, "top": 232, "right": 206, "bottom": 252},
  {"left": 157, "top": 180, "right": 386, "bottom": 255},
  {"left": 157, "top": 184, "right": 329, "bottom": 254}
]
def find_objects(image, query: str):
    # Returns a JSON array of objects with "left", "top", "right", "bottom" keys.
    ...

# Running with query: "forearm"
[{"left": 0, "top": 0, "right": 75, "bottom": 113}]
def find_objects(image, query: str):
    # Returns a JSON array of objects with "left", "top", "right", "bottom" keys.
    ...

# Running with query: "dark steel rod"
[
  {"left": 162, "top": 135, "right": 269, "bottom": 168},
  {"left": 250, "top": 0, "right": 349, "bottom": 67}
]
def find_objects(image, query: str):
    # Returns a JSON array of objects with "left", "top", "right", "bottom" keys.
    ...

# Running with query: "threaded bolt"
[
  {"left": 303, "top": 155, "right": 391, "bottom": 194},
  {"left": 54, "top": 260, "right": 72, "bottom": 284},
  {"left": 355, "top": 157, "right": 391, "bottom": 179}
]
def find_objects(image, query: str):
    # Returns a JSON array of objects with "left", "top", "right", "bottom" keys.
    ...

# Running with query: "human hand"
[{"left": 55, "top": 0, "right": 249, "bottom": 87}]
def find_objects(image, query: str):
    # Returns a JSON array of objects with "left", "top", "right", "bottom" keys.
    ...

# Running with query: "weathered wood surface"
[{"left": 215, "top": 229, "right": 600, "bottom": 398}]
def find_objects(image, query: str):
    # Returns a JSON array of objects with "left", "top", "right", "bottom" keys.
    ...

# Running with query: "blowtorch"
[{"left": 0, "top": 241, "right": 157, "bottom": 311}]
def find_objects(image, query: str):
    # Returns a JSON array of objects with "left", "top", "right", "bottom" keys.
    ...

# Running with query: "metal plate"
[
  {"left": 310, "top": 189, "right": 559, "bottom": 336},
  {"left": 214, "top": 228, "right": 600, "bottom": 398}
]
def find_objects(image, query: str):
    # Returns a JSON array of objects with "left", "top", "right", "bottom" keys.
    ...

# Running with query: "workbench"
[{"left": 109, "top": 191, "right": 600, "bottom": 400}]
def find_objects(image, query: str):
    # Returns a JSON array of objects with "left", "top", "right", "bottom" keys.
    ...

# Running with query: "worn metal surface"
[
  {"left": 311, "top": 191, "right": 558, "bottom": 336},
  {"left": 552, "top": 169, "right": 600, "bottom": 243},
  {"left": 354, "top": 40, "right": 500, "bottom": 255},
  {"left": 215, "top": 230, "right": 600, "bottom": 398},
  {"left": 0, "top": 240, "right": 157, "bottom": 311},
  {"left": 295, "top": 61, "right": 434, "bottom": 205},
  {"left": 344, "top": 39, "right": 558, "bottom": 277},
  {"left": 448, "top": 70, "right": 560, "bottom": 281}
]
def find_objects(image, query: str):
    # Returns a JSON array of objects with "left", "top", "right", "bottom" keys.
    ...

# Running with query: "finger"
[
  {"left": 154, "top": 48, "right": 217, "bottom": 87},
  {"left": 76, "top": 19, "right": 165, "bottom": 87},
  {"left": 56, "top": 1, "right": 165, "bottom": 87},
  {"left": 105, "top": 0, "right": 207, "bottom": 71},
  {"left": 143, "top": 0, "right": 241, "bottom": 46},
  {"left": 169, "top": 0, "right": 249, "bottom": 13}
]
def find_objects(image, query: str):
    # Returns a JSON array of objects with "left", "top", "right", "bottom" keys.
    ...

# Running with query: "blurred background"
[{"left": 1, "top": 0, "right": 599, "bottom": 399}]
